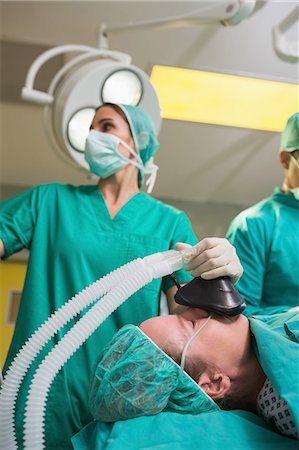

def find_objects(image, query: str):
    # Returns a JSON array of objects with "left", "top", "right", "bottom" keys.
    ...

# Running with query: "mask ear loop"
[
  {"left": 144, "top": 158, "right": 159, "bottom": 194},
  {"left": 180, "top": 314, "right": 213, "bottom": 371},
  {"left": 121, "top": 140, "right": 159, "bottom": 194},
  {"left": 117, "top": 139, "right": 145, "bottom": 171}
]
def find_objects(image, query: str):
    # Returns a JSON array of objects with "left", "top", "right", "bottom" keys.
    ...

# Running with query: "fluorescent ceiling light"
[{"left": 150, "top": 65, "right": 298, "bottom": 132}]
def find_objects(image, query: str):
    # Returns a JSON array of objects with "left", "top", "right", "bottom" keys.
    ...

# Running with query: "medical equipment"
[
  {"left": 173, "top": 276, "right": 246, "bottom": 316},
  {"left": 84, "top": 131, "right": 145, "bottom": 178},
  {"left": 180, "top": 314, "right": 213, "bottom": 371},
  {"left": 99, "top": 1, "right": 257, "bottom": 44},
  {"left": 20, "top": 1, "right": 260, "bottom": 173},
  {"left": 0, "top": 250, "right": 184, "bottom": 450},
  {"left": 272, "top": 6, "right": 299, "bottom": 63}
]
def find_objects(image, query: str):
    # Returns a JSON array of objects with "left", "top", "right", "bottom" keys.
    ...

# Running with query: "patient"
[
  {"left": 140, "top": 308, "right": 265, "bottom": 412},
  {"left": 88, "top": 307, "right": 298, "bottom": 440}
]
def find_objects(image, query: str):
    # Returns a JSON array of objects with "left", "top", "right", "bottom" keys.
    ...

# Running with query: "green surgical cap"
[
  {"left": 280, "top": 112, "right": 299, "bottom": 152},
  {"left": 89, "top": 324, "right": 219, "bottom": 423},
  {"left": 118, "top": 104, "right": 160, "bottom": 186}
]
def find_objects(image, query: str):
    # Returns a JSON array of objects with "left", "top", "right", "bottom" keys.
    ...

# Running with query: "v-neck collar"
[{"left": 93, "top": 186, "right": 145, "bottom": 223}]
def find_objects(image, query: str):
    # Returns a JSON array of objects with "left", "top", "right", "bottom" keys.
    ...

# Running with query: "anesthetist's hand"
[{"left": 176, "top": 238, "right": 243, "bottom": 284}]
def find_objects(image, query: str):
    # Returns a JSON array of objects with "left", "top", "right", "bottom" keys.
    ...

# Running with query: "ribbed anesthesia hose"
[
  {"left": 0, "top": 250, "right": 185, "bottom": 450},
  {"left": 0, "top": 257, "right": 144, "bottom": 450},
  {"left": 24, "top": 266, "right": 154, "bottom": 449}
]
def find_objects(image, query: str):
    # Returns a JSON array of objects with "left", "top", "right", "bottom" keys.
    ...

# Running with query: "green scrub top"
[
  {"left": 227, "top": 189, "right": 299, "bottom": 316},
  {"left": 0, "top": 183, "right": 197, "bottom": 450}
]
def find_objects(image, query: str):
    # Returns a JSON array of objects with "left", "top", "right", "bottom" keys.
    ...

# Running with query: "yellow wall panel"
[{"left": 0, "top": 261, "right": 27, "bottom": 370}]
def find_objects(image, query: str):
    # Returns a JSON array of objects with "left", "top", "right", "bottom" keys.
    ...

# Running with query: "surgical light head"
[
  {"left": 280, "top": 112, "right": 299, "bottom": 152},
  {"left": 89, "top": 324, "right": 219, "bottom": 423}
]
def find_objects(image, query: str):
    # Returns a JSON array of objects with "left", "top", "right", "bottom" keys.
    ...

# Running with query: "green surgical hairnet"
[
  {"left": 118, "top": 104, "right": 160, "bottom": 187},
  {"left": 280, "top": 112, "right": 299, "bottom": 152},
  {"left": 89, "top": 324, "right": 219, "bottom": 423}
]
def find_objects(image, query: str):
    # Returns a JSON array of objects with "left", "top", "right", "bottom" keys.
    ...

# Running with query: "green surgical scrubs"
[
  {"left": 227, "top": 189, "right": 299, "bottom": 316},
  {"left": 0, "top": 183, "right": 197, "bottom": 449}
]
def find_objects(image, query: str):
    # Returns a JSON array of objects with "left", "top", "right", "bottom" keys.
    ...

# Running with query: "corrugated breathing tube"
[{"left": 0, "top": 250, "right": 184, "bottom": 450}]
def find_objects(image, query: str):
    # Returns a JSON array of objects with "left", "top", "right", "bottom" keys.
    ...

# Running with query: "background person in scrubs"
[
  {"left": 0, "top": 102, "right": 242, "bottom": 449},
  {"left": 227, "top": 112, "right": 299, "bottom": 316}
]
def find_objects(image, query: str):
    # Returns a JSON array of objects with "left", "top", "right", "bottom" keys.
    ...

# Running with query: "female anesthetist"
[{"left": 0, "top": 103, "right": 243, "bottom": 449}]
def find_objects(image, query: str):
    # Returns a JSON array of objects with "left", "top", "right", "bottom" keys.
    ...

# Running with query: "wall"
[
  {"left": 159, "top": 196, "right": 245, "bottom": 238},
  {"left": 0, "top": 260, "right": 27, "bottom": 370}
]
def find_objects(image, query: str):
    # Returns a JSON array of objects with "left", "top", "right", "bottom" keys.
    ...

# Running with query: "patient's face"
[{"left": 139, "top": 308, "right": 249, "bottom": 372}]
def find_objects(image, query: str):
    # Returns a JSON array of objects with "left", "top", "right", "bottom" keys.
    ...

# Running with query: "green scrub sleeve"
[
  {"left": 161, "top": 211, "right": 198, "bottom": 293},
  {"left": 0, "top": 187, "right": 40, "bottom": 259},
  {"left": 226, "top": 215, "right": 269, "bottom": 316}
]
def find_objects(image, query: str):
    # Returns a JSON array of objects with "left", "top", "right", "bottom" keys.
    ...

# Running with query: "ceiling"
[{"left": 1, "top": 0, "right": 298, "bottom": 208}]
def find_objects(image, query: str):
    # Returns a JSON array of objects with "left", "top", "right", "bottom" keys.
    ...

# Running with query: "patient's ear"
[{"left": 197, "top": 371, "right": 231, "bottom": 400}]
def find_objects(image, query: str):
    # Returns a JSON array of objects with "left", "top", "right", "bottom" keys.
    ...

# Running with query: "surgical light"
[
  {"left": 67, "top": 108, "right": 95, "bottom": 153},
  {"left": 21, "top": 46, "right": 161, "bottom": 169},
  {"left": 101, "top": 69, "right": 143, "bottom": 105},
  {"left": 21, "top": 1, "right": 262, "bottom": 166},
  {"left": 99, "top": 0, "right": 257, "bottom": 41},
  {"left": 273, "top": 5, "right": 299, "bottom": 63}
]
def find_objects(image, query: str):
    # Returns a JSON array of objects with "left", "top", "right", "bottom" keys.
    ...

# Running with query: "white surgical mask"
[{"left": 84, "top": 131, "right": 144, "bottom": 179}]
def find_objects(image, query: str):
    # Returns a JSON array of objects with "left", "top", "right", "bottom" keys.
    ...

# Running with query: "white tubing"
[
  {"left": 0, "top": 257, "right": 144, "bottom": 450},
  {"left": 23, "top": 250, "right": 184, "bottom": 449},
  {"left": 0, "top": 249, "right": 184, "bottom": 450},
  {"left": 143, "top": 250, "right": 184, "bottom": 276},
  {"left": 24, "top": 265, "right": 154, "bottom": 449}
]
